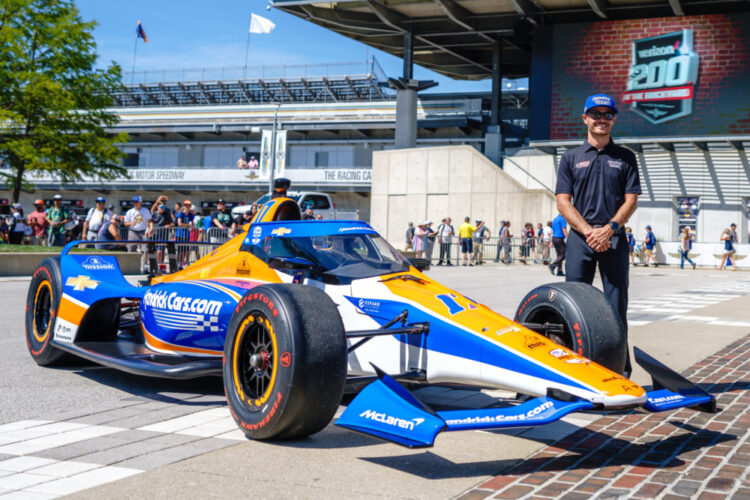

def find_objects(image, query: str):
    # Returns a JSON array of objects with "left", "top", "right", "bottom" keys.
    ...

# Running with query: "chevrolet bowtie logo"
[
  {"left": 271, "top": 227, "right": 292, "bottom": 236},
  {"left": 65, "top": 275, "right": 100, "bottom": 291}
]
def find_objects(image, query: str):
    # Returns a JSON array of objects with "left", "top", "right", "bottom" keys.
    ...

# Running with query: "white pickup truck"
[{"left": 231, "top": 191, "right": 360, "bottom": 220}]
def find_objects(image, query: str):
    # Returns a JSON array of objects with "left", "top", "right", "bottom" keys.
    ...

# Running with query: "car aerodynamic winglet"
[
  {"left": 634, "top": 346, "right": 717, "bottom": 413},
  {"left": 335, "top": 370, "right": 596, "bottom": 448}
]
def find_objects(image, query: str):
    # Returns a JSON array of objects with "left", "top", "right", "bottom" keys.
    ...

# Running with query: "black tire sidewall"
[
  {"left": 25, "top": 258, "right": 65, "bottom": 365},
  {"left": 515, "top": 282, "right": 627, "bottom": 374},
  {"left": 223, "top": 284, "right": 346, "bottom": 440}
]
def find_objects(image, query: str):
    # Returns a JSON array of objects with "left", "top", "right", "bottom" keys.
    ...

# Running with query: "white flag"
[{"left": 249, "top": 14, "right": 275, "bottom": 34}]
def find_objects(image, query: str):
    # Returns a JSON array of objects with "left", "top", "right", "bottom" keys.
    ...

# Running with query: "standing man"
[
  {"left": 501, "top": 221, "right": 513, "bottom": 264},
  {"left": 549, "top": 214, "right": 568, "bottom": 276},
  {"left": 555, "top": 93, "right": 641, "bottom": 376},
  {"left": 436, "top": 217, "right": 454, "bottom": 266},
  {"left": 458, "top": 217, "right": 477, "bottom": 266},
  {"left": 542, "top": 221, "right": 553, "bottom": 265},
  {"left": 123, "top": 195, "right": 153, "bottom": 269},
  {"left": 46, "top": 195, "right": 71, "bottom": 247},
  {"left": 82, "top": 197, "right": 111, "bottom": 245},
  {"left": 211, "top": 199, "right": 232, "bottom": 241},
  {"left": 642, "top": 225, "right": 657, "bottom": 267},
  {"left": 28, "top": 200, "right": 48, "bottom": 246}
]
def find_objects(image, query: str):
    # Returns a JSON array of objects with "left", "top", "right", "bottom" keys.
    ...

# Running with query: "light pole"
[{"left": 268, "top": 103, "right": 281, "bottom": 195}]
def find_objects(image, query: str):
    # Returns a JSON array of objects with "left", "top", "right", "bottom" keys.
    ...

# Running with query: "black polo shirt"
[{"left": 555, "top": 139, "right": 641, "bottom": 226}]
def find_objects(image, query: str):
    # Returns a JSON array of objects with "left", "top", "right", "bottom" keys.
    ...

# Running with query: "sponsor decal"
[
  {"left": 524, "top": 334, "right": 547, "bottom": 350},
  {"left": 359, "top": 409, "right": 424, "bottom": 430},
  {"left": 549, "top": 347, "right": 576, "bottom": 362},
  {"left": 65, "top": 275, "right": 99, "bottom": 292},
  {"left": 143, "top": 289, "right": 223, "bottom": 316},
  {"left": 338, "top": 226, "right": 371, "bottom": 232},
  {"left": 602, "top": 376, "right": 624, "bottom": 383},
  {"left": 496, "top": 325, "right": 521, "bottom": 336},
  {"left": 236, "top": 258, "right": 251, "bottom": 276},
  {"left": 251, "top": 226, "right": 262, "bottom": 245},
  {"left": 357, "top": 297, "right": 381, "bottom": 314},
  {"left": 280, "top": 351, "right": 291, "bottom": 367},
  {"left": 623, "top": 29, "right": 699, "bottom": 124},
  {"left": 575, "top": 161, "right": 590, "bottom": 169},
  {"left": 607, "top": 160, "right": 622, "bottom": 169},
  {"left": 648, "top": 394, "right": 684, "bottom": 404},
  {"left": 271, "top": 227, "right": 292, "bottom": 236},
  {"left": 53, "top": 319, "right": 76, "bottom": 343},
  {"left": 564, "top": 357, "right": 590, "bottom": 365},
  {"left": 445, "top": 401, "right": 554, "bottom": 425},
  {"left": 80, "top": 256, "right": 115, "bottom": 271},
  {"left": 548, "top": 290, "right": 557, "bottom": 302}
]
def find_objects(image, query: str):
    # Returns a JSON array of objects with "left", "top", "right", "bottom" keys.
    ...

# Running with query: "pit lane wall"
[{"left": 370, "top": 145, "right": 556, "bottom": 247}]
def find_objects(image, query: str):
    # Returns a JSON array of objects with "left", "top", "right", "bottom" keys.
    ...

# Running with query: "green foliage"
[{"left": 0, "top": 0, "right": 128, "bottom": 200}]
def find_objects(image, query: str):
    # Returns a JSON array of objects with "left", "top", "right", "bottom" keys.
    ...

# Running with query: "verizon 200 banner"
[{"left": 549, "top": 14, "right": 750, "bottom": 139}]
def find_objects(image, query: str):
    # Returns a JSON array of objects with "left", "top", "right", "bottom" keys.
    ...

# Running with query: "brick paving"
[{"left": 458, "top": 334, "right": 750, "bottom": 499}]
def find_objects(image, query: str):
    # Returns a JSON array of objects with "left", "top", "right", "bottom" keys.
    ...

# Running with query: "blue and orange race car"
[{"left": 25, "top": 196, "right": 716, "bottom": 447}]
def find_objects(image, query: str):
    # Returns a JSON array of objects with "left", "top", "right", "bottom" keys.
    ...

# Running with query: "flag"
[
  {"left": 249, "top": 14, "right": 275, "bottom": 34},
  {"left": 136, "top": 21, "right": 149, "bottom": 42}
]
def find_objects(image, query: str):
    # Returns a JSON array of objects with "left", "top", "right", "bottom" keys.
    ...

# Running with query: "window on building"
[
  {"left": 315, "top": 152, "right": 329, "bottom": 168},
  {"left": 676, "top": 197, "right": 699, "bottom": 238},
  {"left": 123, "top": 153, "right": 139, "bottom": 167}
]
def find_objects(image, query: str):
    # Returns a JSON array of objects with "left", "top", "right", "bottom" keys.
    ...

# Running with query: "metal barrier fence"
[
  {"left": 108, "top": 226, "right": 234, "bottom": 270},
  {"left": 417, "top": 237, "right": 557, "bottom": 264}
]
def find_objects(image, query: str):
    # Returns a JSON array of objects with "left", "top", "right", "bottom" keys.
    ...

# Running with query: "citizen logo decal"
[
  {"left": 359, "top": 410, "right": 424, "bottom": 430},
  {"left": 251, "top": 226, "right": 262, "bottom": 245},
  {"left": 622, "top": 29, "right": 699, "bottom": 124}
]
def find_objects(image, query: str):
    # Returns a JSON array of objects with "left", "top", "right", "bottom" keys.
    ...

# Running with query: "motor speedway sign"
[{"left": 622, "top": 29, "right": 699, "bottom": 124}]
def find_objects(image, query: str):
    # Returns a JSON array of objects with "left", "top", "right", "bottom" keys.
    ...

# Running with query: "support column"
[
  {"left": 485, "top": 43, "right": 503, "bottom": 167},
  {"left": 391, "top": 31, "right": 437, "bottom": 149}
]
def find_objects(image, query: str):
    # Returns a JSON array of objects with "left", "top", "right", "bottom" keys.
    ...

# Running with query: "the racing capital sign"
[{"left": 622, "top": 29, "right": 699, "bottom": 124}]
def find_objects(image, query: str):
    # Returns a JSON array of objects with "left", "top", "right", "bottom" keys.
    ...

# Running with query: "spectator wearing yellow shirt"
[{"left": 458, "top": 217, "right": 478, "bottom": 266}]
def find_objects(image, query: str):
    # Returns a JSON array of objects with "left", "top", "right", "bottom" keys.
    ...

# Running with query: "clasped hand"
[{"left": 584, "top": 226, "right": 612, "bottom": 252}]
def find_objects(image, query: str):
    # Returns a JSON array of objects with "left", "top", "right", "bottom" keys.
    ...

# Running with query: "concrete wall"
[{"left": 371, "top": 146, "right": 557, "bottom": 246}]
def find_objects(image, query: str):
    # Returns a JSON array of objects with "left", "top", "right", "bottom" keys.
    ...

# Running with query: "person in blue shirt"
[
  {"left": 555, "top": 94, "right": 642, "bottom": 376},
  {"left": 625, "top": 227, "right": 635, "bottom": 266},
  {"left": 642, "top": 225, "right": 657, "bottom": 267},
  {"left": 549, "top": 214, "right": 567, "bottom": 276}
]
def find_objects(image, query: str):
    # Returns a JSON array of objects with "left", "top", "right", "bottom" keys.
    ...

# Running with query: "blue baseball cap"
[
  {"left": 583, "top": 94, "right": 618, "bottom": 114},
  {"left": 132, "top": 195, "right": 142, "bottom": 202}
]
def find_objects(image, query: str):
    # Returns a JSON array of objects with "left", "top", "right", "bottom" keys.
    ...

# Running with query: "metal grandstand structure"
[{"left": 114, "top": 58, "right": 394, "bottom": 107}]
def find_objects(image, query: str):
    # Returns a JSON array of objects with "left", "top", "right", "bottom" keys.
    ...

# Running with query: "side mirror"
[
  {"left": 268, "top": 256, "right": 314, "bottom": 271},
  {"left": 268, "top": 256, "right": 314, "bottom": 284},
  {"left": 409, "top": 258, "right": 431, "bottom": 272}
]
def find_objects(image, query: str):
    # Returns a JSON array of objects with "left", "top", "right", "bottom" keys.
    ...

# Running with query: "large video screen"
[{"left": 549, "top": 14, "right": 750, "bottom": 139}]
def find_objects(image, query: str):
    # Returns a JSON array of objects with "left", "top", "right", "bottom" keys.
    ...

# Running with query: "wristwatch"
[{"left": 608, "top": 221, "right": 619, "bottom": 231}]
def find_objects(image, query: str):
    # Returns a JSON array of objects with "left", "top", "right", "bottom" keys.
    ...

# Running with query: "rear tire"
[
  {"left": 514, "top": 282, "right": 627, "bottom": 374},
  {"left": 223, "top": 284, "right": 347, "bottom": 440},
  {"left": 25, "top": 258, "right": 67, "bottom": 366}
]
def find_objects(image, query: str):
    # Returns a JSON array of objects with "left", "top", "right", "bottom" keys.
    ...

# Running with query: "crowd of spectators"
[{"left": 402, "top": 217, "right": 742, "bottom": 270}]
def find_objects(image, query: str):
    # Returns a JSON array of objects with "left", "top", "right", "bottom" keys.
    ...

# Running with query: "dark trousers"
[
  {"left": 438, "top": 242, "right": 452, "bottom": 264},
  {"left": 566, "top": 230, "right": 631, "bottom": 374},
  {"left": 551, "top": 237, "right": 566, "bottom": 273}
]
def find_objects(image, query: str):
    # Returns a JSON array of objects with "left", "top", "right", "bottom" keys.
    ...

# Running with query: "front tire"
[
  {"left": 223, "top": 284, "right": 347, "bottom": 440},
  {"left": 514, "top": 282, "right": 627, "bottom": 374},
  {"left": 25, "top": 258, "right": 67, "bottom": 366}
]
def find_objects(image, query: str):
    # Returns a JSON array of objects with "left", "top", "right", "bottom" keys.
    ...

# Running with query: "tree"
[{"left": 0, "top": 0, "right": 128, "bottom": 202}]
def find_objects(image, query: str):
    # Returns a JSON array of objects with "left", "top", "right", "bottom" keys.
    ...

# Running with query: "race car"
[{"left": 25, "top": 196, "right": 716, "bottom": 448}]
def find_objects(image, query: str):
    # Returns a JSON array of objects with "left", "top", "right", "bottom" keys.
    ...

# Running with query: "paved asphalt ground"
[{"left": 0, "top": 263, "right": 749, "bottom": 498}]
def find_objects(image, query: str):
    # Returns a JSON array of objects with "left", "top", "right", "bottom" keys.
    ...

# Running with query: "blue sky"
[{"left": 74, "top": 0, "right": 493, "bottom": 94}]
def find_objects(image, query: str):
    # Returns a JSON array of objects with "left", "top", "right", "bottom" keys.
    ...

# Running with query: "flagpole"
[
  {"left": 244, "top": 14, "right": 251, "bottom": 79},
  {"left": 130, "top": 34, "right": 138, "bottom": 85}
]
